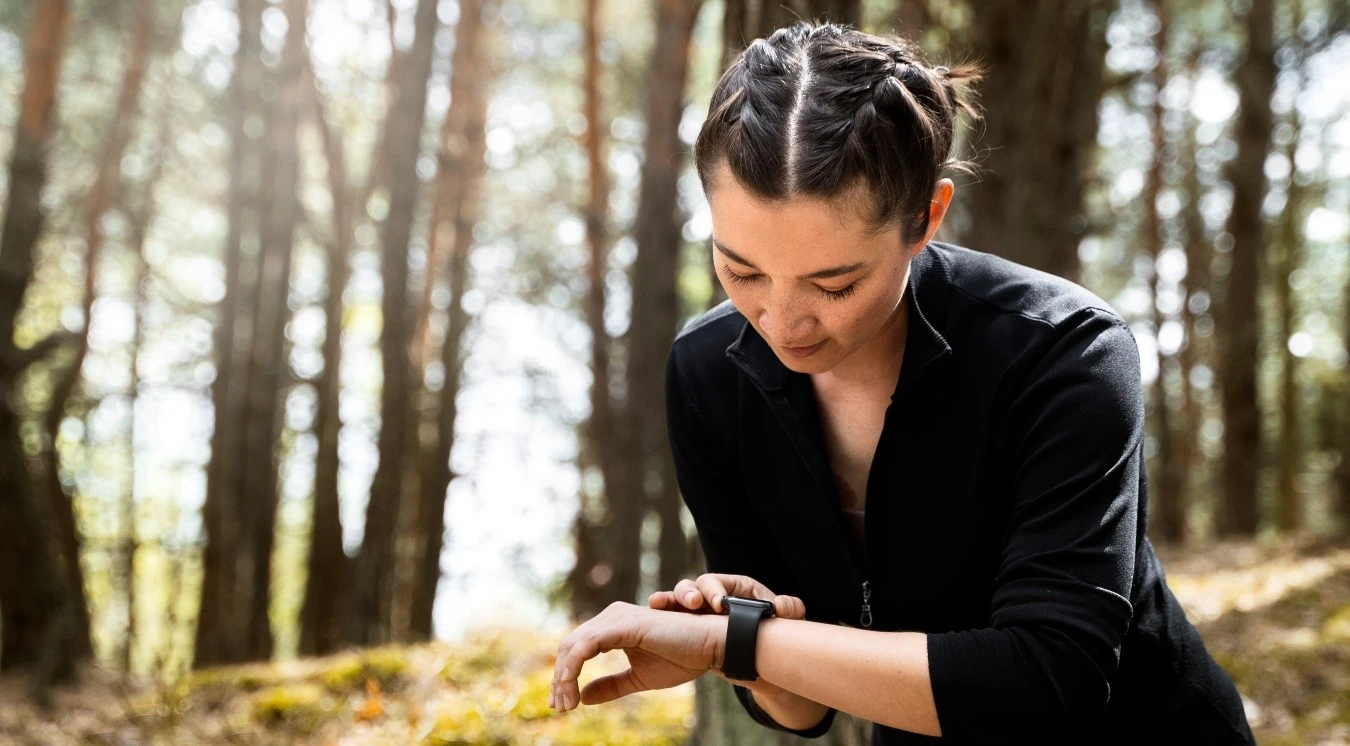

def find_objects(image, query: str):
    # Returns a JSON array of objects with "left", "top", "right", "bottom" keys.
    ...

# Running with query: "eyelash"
[{"left": 718, "top": 264, "right": 860, "bottom": 301}]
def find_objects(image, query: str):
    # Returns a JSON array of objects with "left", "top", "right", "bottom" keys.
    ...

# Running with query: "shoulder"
[
  {"left": 930, "top": 240, "right": 1126, "bottom": 330},
  {"left": 667, "top": 299, "right": 746, "bottom": 395}
]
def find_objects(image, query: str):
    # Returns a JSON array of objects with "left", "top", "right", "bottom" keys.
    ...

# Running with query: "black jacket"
[{"left": 664, "top": 241, "right": 1255, "bottom": 745}]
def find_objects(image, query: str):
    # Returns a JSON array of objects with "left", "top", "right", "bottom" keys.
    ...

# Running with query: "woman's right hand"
[{"left": 647, "top": 573, "right": 807, "bottom": 621}]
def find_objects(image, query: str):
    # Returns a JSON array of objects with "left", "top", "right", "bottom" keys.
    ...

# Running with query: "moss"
[
  {"left": 362, "top": 647, "right": 410, "bottom": 687},
  {"left": 1320, "top": 602, "right": 1350, "bottom": 643},
  {"left": 250, "top": 684, "right": 329, "bottom": 734},
  {"left": 320, "top": 647, "right": 411, "bottom": 693},
  {"left": 319, "top": 655, "right": 368, "bottom": 692},
  {"left": 507, "top": 670, "right": 559, "bottom": 721},
  {"left": 422, "top": 705, "right": 511, "bottom": 745}
]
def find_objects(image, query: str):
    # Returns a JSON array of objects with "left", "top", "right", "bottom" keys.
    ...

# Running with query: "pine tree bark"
[
  {"left": 1215, "top": 0, "right": 1275, "bottom": 537},
  {"left": 40, "top": 0, "right": 153, "bottom": 667},
  {"left": 299, "top": 64, "right": 353, "bottom": 658},
  {"left": 1175, "top": 47, "right": 1209, "bottom": 546},
  {"left": 1144, "top": 0, "right": 1183, "bottom": 545},
  {"left": 407, "top": 0, "right": 492, "bottom": 642},
  {"left": 1274, "top": 3, "right": 1309, "bottom": 534},
  {"left": 345, "top": 0, "right": 440, "bottom": 647},
  {"left": 958, "top": 0, "right": 1114, "bottom": 281},
  {"left": 566, "top": 0, "right": 621, "bottom": 622},
  {"left": 0, "top": 0, "right": 76, "bottom": 685},
  {"left": 620, "top": 0, "right": 705, "bottom": 615},
  {"left": 196, "top": 0, "right": 263, "bottom": 668}
]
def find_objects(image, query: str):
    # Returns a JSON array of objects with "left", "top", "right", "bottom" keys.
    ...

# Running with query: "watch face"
[{"left": 723, "top": 595, "right": 775, "bottom": 614}]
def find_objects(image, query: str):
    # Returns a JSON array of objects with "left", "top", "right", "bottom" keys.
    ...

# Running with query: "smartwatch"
[{"left": 719, "top": 595, "right": 776, "bottom": 681}]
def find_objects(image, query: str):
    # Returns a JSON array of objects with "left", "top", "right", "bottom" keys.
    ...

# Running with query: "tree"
[
  {"left": 958, "top": 0, "right": 1115, "bottom": 281},
  {"left": 408, "top": 0, "right": 494, "bottom": 642},
  {"left": 1144, "top": 0, "right": 1185, "bottom": 545},
  {"left": 345, "top": 0, "right": 441, "bottom": 647},
  {"left": 196, "top": 0, "right": 263, "bottom": 668},
  {"left": 1215, "top": 0, "right": 1275, "bottom": 537},
  {"left": 0, "top": 0, "right": 76, "bottom": 687},
  {"left": 298, "top": 61, "right": 354, "bottom": 659}
]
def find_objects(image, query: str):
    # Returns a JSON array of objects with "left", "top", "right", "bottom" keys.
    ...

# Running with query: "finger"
[
  {"left": 695, "top": 574, "right": 764, "bottom": 613},
  {"left": 647, "top": 590, "right": 675, "bottom": 609},
  {"left": 552, "top": 632, "right": 602, "bottom": 712},
  {"left": 579, "top": 667, "right": 646, "bottom": 706},
  {"left": 672, "top": 578, "right": 704, "bottom": 610},
  {"left": 773, "top": 594, "right": 806, "bottom": 619}
]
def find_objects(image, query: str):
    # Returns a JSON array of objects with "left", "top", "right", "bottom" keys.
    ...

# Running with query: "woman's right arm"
[{"left": 664, "top": 343, "right": 836, "bottom": 739}]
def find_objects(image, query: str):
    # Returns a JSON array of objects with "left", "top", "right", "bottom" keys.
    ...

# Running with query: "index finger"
[
  {"left": 695, "top": 574, "right": 770, "bottom": 613},
  {"left": 550, "top": 606, "right": 636, "bottom": 711}
]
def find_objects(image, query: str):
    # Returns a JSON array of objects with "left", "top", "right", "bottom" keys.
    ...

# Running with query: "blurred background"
[{"left": 0, "top": 0, "right": 1346, "bottom": 743}]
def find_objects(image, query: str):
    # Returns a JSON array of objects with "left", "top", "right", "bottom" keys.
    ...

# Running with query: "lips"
[{"left": 782, "top": 339, "right": 826, "bottom": 357}]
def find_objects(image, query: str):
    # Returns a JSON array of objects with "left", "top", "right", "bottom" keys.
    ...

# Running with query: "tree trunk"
[
  {"left": 0, "top": 0, "right": 76, "bottom": 687},
  {"left": 565, "top": 0, "right": 629, "bottom": 621},
  {"left": 298, "top": 63, "right": 353, "bottom": 659},
  {"left": 345, "top": 0, "right": 440, "bottom": 647},
  {"left": 119, "top": 105, "right": 168, "bottom": 675},
  {"left": 1215, "top": 0, "right": 1274, "bottom": 537},
  {"left": 226, "top": 0, "right": 309, "bottom": 664},
  {"left": 1175, "top": 46, "right": 1208, "bottom": 545},
  {"left": 1274, "top": 4, "right": 1308, "bottom": 534},
  {"left": 196, "top": 0, "right": 263, "bottom": 669},
  {"left": 958, "top": 0, "right": 1114, "bottom": 281},
  {"left": 1143, "top": 0, "right": 1183, "bottom": 546},
  {"left": 618, "top": 0, "right": 705, "bottom": 616},
  {"left": 41, "top": 0, "right": 153, "bottom": 668},
  {"left": 407, "top": 0, "right": 492, "bottom": 642}
]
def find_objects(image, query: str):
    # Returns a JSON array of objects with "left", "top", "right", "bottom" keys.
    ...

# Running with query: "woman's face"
[{"left": 706, "top": 162, "right": 953, "bottom": 376}]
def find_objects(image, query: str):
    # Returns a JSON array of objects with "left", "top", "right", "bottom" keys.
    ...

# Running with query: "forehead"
[{"left": 707, "top": 177, "right": 893, "bottom": 269}]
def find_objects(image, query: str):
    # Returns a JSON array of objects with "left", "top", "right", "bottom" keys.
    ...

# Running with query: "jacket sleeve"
[
  {"left": 664, "top": 342, "right": 837, "bottom": 739},
  {"left": 926, "top": 309, "right": 1142, "bottom": 744}
]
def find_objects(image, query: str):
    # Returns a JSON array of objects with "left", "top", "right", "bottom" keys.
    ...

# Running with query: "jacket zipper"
[{"left": 854, "top": 342, "right": 945, "bottom": 629}]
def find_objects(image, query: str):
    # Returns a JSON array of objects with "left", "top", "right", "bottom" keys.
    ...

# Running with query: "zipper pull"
[{"left": 859, "top": 580, "right": 873, "bottom": 629}]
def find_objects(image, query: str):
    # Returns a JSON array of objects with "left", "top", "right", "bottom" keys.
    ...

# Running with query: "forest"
[{"left": 0, "top": 0, "right": 1347, "bottom": 743}]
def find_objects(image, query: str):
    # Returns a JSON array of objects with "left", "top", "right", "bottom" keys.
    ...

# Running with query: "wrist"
[{"left": 706, "top": 612, "right": 728, "bottom": 671}]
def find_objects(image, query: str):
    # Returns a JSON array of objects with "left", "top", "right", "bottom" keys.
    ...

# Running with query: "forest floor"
[{"left": 0, "top": 533, "right": 1347, "bottom": 745}]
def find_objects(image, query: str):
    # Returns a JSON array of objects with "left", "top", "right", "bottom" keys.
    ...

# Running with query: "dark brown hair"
[{"left": 694, "top": 21, "right": 985, "bottom": 246}]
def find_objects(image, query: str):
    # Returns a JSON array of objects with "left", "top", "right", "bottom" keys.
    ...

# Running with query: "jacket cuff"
[{"left": 732, "top": 683, "right": 836, "bottom": 738}]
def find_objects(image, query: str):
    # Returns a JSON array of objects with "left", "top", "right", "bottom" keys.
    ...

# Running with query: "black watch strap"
[{"left": 721, "top": 595, "right": 775, "bottom": 681}]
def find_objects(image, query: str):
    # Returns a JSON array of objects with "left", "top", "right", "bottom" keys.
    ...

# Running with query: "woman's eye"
[
  {"left": 820, "top": 282, "right": 859, "bottom": 301},
  {"left": 718, "top": 265, "right": 758, "bottom": 285},
  {"left": 720, "top": 264, "right": 860, "bottom": 300}
]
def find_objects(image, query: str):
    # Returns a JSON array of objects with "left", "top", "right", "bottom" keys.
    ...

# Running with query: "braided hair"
[{"left": 694, "top": 21, "right": 985, "bottom": 247}]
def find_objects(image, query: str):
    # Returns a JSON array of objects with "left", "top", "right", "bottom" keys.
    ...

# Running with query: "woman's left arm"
[{"left": 732, "top": 618, "right": 942, "bottom": 737}]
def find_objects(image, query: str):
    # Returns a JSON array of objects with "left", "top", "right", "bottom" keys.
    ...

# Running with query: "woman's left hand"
[{"left": 549, "top": 601, "right": 725, "bottom": 712}]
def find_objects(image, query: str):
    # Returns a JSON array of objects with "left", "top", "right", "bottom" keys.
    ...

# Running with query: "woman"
[{"left": 549, "top": 20, "right": 1256, "bottom": 745}]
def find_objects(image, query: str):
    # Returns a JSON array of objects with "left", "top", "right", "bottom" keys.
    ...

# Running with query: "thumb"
[{"left": 579, "top": 668, "right": 645, "bottom": 706}]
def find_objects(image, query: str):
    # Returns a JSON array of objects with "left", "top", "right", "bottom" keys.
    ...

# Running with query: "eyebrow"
[{"left": 710, "top": 237, "right": 869, "bottom": 280}]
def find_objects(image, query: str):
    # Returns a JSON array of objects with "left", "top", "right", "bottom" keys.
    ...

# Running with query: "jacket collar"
[{"left": 724, "top": 243, "right": 955, "bottom": 399}]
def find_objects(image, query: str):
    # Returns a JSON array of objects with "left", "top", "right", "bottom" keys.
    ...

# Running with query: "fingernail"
[
  {"left": 714, "top": 594, "right": 723, "bottom": 611},
  {"left": 684, "top": 591, "right": 697, "bottom": 605}
]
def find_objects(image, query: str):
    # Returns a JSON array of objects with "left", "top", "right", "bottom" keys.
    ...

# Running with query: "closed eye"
[{"left": 718, "top": 264, "right": 860, "bottom": 301}]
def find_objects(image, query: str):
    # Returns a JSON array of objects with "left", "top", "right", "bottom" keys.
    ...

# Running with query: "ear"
[{"left": 911, "top": 178, "right": 954, "bottom": 255}]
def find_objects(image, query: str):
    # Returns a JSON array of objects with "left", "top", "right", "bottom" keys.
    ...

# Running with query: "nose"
[{"left": 758, "top": 297, "right": 816, "bottom": 345}]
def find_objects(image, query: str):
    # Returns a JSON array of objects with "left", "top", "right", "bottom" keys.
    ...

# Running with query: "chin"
[{"left": 775, "top": 348, "right": 834, "bottom": 374}]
